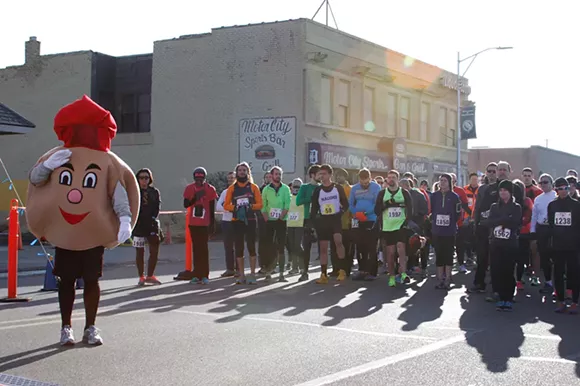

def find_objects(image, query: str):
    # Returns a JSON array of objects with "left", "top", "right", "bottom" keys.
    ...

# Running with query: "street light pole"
[{"left": 455, "top": 46, "right": 513, "bottom": 186}]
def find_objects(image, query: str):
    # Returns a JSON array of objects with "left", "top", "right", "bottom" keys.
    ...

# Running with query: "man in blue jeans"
[{"left": 217, "top": 171, "right": 237, "bottom": 277}]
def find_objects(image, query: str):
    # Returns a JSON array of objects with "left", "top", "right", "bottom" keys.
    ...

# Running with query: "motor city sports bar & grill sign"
[
  {"left": 238, "top": 116, "right": 296, "bottom": 173},
  {"left": 307, "top": 143, "right": 389, "bottom": 172}
]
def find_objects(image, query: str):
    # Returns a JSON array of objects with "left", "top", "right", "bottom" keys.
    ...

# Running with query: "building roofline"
[
  {"left": 471, "top": 145, "right": 580, "bottom": 159},
  {"left": 0, "top": 103, "right": 36, "bottom": 128}
]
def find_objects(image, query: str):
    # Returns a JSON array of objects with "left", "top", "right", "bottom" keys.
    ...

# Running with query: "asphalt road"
[{"left": 1, "top": 257, "right": 580, "bottom": 386}]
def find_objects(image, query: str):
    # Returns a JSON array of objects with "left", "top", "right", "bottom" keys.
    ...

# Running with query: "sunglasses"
[
  {"left": 292, "top": 186, "right": 300, "bottom": 189},
  {"left": 555, "top": 186, "right": 569, "bottom": 191},
  {"left": 486, "top": 170, "right": 496, "bottom": 174},
  {"left": 138, "top": 176, "right": 150, "bottom": 180},
  {"left": 540, "top": 180, "right": 551, "bottom": 185}
]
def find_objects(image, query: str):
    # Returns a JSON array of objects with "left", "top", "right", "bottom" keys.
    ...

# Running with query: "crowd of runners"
[{"left": 134, "top": 161, "right": 580, "bottom": 314}]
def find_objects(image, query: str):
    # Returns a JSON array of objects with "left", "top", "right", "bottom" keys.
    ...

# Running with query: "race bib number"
[
  {"left": 288, "top": 212, "right": 299, "bottom": 221},
  {"left": 387, "top": 207, "right": 403, "bottom": 218},
  {"left": 322, "top": 203, "right": 336, "bottom": 215},
  {"left": 555, "top": 212, "right": 572, "bottom": 226},
  {"left": 193, "top": 208, "right": 205, "bottom": 218},
  {"left": 435, "top": 214, "right": 450, "bottom": 227},
  {"left": 270, "top": 208, "right": 282, "bottom": 219},
  {"left": 468, "top": 198, "right": 474, "bottom": 207},
  {"left": 351, "top": 219, "right": 359, "bottom": 228},
  {"left": 236, "top": 197, "right": 249, "bottom": 207},
  {"left": 133, "top": 236, "right": 146, "bottom": 248},
  {"left": 481, "top": 210, "right": 490, "bottom": 219},
  {"left": 493, "top": 226, "right": 511, "bottom": 239}
]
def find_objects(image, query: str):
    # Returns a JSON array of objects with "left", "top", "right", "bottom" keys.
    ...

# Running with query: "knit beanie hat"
[
  {"left": 554, "top": 177, "right": 569, "bottom": 188},
  {"left": 498, "top": 179, "right": 514, "bottom": 194}
]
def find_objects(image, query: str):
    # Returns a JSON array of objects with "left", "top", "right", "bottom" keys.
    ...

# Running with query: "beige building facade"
[{"left": 0, "top": 19, "right": 470, "bottom": 211}]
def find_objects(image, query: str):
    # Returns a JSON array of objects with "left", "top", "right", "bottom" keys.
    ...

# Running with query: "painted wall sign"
[
  {"left": 307, "top": 143, "right": 389, "bottom": 172},
  {"left": 239, "top": 116, "right": 296, "bottom": 173}
]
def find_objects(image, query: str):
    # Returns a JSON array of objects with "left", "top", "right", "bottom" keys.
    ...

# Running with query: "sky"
[{"left": 2, "top": 0, "right": 579, "bottom": 154}]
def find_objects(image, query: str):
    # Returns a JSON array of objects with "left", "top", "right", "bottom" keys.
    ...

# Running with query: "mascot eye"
[
  {"left": 83, "top": 172, "right": 98, "bottom": 189},
  {"left": 59, "top": 170, "right": 72, "bottom": 186}
]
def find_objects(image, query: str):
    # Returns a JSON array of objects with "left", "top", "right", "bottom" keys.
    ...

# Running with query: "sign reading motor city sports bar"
[
  {"left": 238, "top": 116, "right": 296, "bottom": 173},
  {"left": 307, "top": 143, "right": 389, "bottom": 172}
]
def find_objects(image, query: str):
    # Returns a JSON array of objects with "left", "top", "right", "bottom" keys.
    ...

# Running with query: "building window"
[
  {"left": 363, "top": 86, "right": 375, "bottom": 131},
  {"left": 119, "top": 93, "right": 151, "bottom": 133},
  {"left": 399, "top": 96, "right": 410, "bottom": 138},
  {"left": 449, "top": 110, "right": 457, "bottom": 147},
  {"left": 387, "top": 93, "right": 397, "bottom": 136},
  {"left": 338, "top": 80, "right": 350, "bottom": 128},
  {"left": 320, "top": 75, "right": 333, "bottom": 125},
  {"left": 420, "top": 102, "right": 429, "bottom": 142},
  {"left": 439, "top": 107, "right": 447, "bottom": 146}
]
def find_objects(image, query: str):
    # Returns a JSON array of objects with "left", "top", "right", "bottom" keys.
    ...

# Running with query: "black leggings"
[
  {"left": 490, "top": 244, "right": 517, "bottom": 302},
  {"left": 263, "top": 220, "right": 287, "bottom": 272},
  {"left": 354, "top": 223, "right": 378, "bottom": 276},
  {"left": 59, "top": 278, "right": 100, "bottom": 329},
  {"left": 536, "top": 226, "right": 553, "bottom": 282},
  {"left": 553, "top": 251, "right": 580, "bottom": 303},
  {"left": 433, "top": 235, "right": 455, "bottom": 267},
  {"left": 516, "top": 237, "right": 531, "bottom": 282},
  {"left": 233, "top": 220, "right": 257, "bottom": 258}
]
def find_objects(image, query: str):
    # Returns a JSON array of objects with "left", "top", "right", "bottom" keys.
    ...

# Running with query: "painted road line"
[
  {"left": 517, "top": 356, "right": 577, "bottom": 364},
  {"left": 173, "top": 309, "right": 437, "bottom": 341},
  {"left": 292, "top": 332, "right": 477, "bottom": 386}
]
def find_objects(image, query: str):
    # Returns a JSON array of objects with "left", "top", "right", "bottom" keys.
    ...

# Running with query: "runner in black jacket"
[{"left": 548, "top": 177, "right": 580, "bottom": 313}]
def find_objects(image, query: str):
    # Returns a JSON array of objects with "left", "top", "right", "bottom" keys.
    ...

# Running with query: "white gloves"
[
  {"left": 117, "top": 216, "right": 132, "bottom": 244},
  {"left": 43, "top": 149, "right": 72, "bottom": 171}
]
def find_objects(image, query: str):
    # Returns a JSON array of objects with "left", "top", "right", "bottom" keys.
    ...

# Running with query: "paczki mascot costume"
[{"left": 26, "top": 95, "right": 139, "bottom": 346}]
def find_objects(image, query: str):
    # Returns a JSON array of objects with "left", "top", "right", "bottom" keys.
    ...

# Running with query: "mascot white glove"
[
  {"left": 117, "top": 216, "right": 132, "bottom": 244},
  {"left": 43, "top": 149, "right": 72, "bottom": 171}
]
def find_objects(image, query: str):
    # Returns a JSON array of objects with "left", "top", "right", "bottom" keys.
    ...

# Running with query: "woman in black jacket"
[
  {"left": 133, "top": 168, "right": 162, "bottom": 286},
  {"left": 481, "top": 180, "right": 522, "bottom": 312}
]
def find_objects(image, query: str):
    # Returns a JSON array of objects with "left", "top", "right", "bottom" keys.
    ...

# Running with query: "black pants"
[
  {"left": 302, "top": 219, "right": 315, "bottom": 272},
  {"left": 456, "top": 225, "right": 470, "bottom": 265},
  {"left": 353, "top": 222, "right": 378, "bottom": 276},
  {"left": 263, "top": 220, "right": 287, "bottom": 273},
  {"left": 286, "top": 226, "right": 303, "bottom": 270},
  {"left": 233, "top": 220, "right": 257, "bottom": 258},
  {"left": 257, "top": 216, "right": 267, "bottom": 268},
  {"left": 553, "top": 251, "right": 580, "bottom": 303},
  {"left": 189, "top": 226, "right": 209, "bottom": 279},
  {"left": 474, "top": 226, "right": 491, "bottom": 289},
  {"left": 536, "top": 226, "right": 553, "bottom": 282},
  {"left": 331, "top": 229, "right": 353, "bottom": 274},
  {"left": 433, "top": 235, "right": 455, "bottom": 267},
  {"left": 490, "top": 244, "right": 517, "bottom": 302},
  {"left": 517, "top": 236, "right": 531, "bottom": 282}
]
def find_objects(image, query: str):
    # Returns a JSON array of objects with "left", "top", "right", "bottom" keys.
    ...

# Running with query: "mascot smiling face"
[{"left": 25, "top": 95, "right": 139, "bottom": 251}]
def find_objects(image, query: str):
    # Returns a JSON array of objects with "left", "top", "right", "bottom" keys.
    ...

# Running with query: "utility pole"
[{"left": 312, "top": 0, "right": 339, "bottom": 30}]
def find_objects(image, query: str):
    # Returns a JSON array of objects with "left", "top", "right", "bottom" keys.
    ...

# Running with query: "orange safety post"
[
  {"left": 1, "top": 199, "right": 30, "bottom": 302},
  {"left": 185, "top": 206, "right": 193, "bottom": 271}
]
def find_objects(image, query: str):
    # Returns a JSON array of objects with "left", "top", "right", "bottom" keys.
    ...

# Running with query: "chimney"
[{"left": 25, "top": 36, "right": 40, "bottom": 64}]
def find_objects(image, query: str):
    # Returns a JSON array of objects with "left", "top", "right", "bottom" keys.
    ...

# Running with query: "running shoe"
[
  {"left": 137, "top": 276, "right": 146, "bottom": 286},
  {"left": 554, "top": 302, "right": 567, "bottom": 313},
  {"left": 316, "top": 274, "right": 329, "bottom": 284},
  {"left": 496, "top": 301, "right": 505, "bottom": 311},
  {"left": 503, "top": 301, "right": 513, "bottom": 312},
  {"left": 336, "top": 269, "right": 347, "bottom": 281},
  {"left": 530, "top": 276, "right": 540, "bottom": 286},
  {"left": 278, "top": 274, "right": 288, "bottom": 283},
  {"left": 189, "top": 277, "right": 200, "bottom": 284},
  {"left": 459, "top": 265, "right": 468, "bottom": 273},
  {"left": 298, "top": 273, "right": 309, "bottom": 282},
  {"left": 82, "top": 326, "right": 103, "bottom": 346},
  {"left": 246, "top": 275, "right": 257, "bottom": 285},
  {"left": 145, "top": 276, "right": 161, "bottom": 285},
  {"left": 395, "top": 274, "right": 402, "bottom": 284},
  {"left": 569, "top": 303, "right": 578, "bottom": 315},
  {"left": 221, "top": 270, "right": 235, "bottom": 277},
  {"left": 466, "top": 285, "right": 485, "bottom": 294},
  {"left": 388, "top": 275, "right": 396, "bottom": 287},
  {"left": 235, "top": 277, "right": 246, "bottom": 285},
  {"left": 401, "top": 272, "right": 410, "bottom": 284},
  {"left": 60, "top": 325, "right": 75, "bottom": 346},
  {"left": 201, "top": 277, "right": 210, "bottom": 285},
  {"left": 516, "top": 281, "right": 525, "bottom": 291}
]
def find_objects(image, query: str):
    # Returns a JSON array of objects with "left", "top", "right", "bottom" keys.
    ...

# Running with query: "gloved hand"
[
  {"left": 43, "top": 149, "right": 72, "bottom": 171},
  {"left": 117, "top": 216, "right": 132, "bottom": 244}
]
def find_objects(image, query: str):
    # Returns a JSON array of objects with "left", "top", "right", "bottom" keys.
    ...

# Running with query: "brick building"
[{"left": 0, "top": 19, "right": 472, "bottom": 210}]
